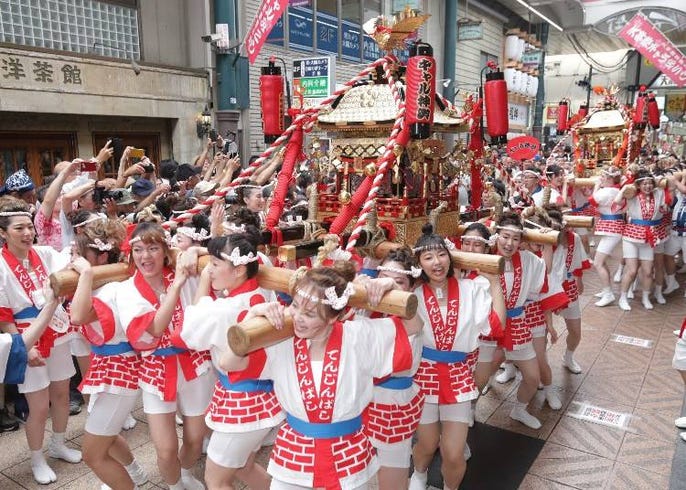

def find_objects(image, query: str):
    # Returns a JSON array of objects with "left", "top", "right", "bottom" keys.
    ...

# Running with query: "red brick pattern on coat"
[
  {"left": 414, "top": 359, "right": 478, "bottom": 402},
  {"left": 207, "top": 381, "right": 282, "bottom": 426},
  {"left": 366, "top": 390, "right": 424, "bottom": 444}
]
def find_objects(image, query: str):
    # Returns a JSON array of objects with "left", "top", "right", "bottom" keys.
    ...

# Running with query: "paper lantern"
[
  {"left": 259, "top": 60, "right": 284, "bottom": 144},
  {"left": 557, "top": 100, "right": 569, "bottom": 134},
  {"left": 405, "top": 41, "right": 436, "bottom": 139},
  {"left": 647, "top": 93, "right": 660, "bottom": 129},
  {"left": 633, "top": 90, "right": 646, "bottom": 129},
  {"left": 484, "top": 68, "right": 509, "bottom": 145},
  {"left": 504, "top": 68, "right": 516, "bottom": 88},
  {"left": 505, "top": 35, "right": 520, "bottom": 60}
]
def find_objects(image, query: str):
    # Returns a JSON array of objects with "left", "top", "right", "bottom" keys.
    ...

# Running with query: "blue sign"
[
  {"left": 363, "top": 35, "right": 382, "bottom": 62},
  {"left": 267, "top": 15, "right": 284, "bottom": 46},
  {"left": 316, "top": 11, "right": 338, "bottom": 55},
  {"left": 341, "top": 21, "right": 361, "bottom": 61},
  {"left": 289, "top": 7, "right": 314, "bottom": 52}
]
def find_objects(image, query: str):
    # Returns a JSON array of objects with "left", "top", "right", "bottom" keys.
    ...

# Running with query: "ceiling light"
[{"left": 513, "top": 0, "right": 563, "bottom": 32}]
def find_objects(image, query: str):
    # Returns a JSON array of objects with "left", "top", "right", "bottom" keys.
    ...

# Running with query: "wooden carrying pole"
[
  {"left": 50, "top": 256, "right": 417, "bottom": 317},
  {"left": 228, "top": 315, "right": 296, "bottom": 357},
  {"left": 562, "top": 215, "right": 595, "bottom": 228},
  {"left": 570, "top": 177, "right": 598, "bottom": 188},
  {"left": 455, "top": 224, "right": 560, "bottom": 245}
]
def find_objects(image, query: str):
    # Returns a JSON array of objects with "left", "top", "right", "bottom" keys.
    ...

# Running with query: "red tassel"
[
  {"left": 264, "top": 127, "right": 303, "bottom": 229},
  {"left": 633, "top": 92, "right": 646, "bottom": 129}
]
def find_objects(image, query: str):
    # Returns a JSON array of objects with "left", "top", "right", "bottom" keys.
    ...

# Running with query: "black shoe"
[
  {"left": 0, "top": 407, "right": 20, "bottom": 432},
  {"left": 69, "top": 399, "right": 82, "bottom": 416}
]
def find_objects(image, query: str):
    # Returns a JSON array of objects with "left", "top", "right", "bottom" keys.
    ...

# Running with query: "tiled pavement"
[{"left": 1, "top": 254, "right": 684, "bottom": 489}]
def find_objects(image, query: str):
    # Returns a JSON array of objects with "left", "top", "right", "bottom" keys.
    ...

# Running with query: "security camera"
[{"left": 201, "top": 34, "right": 222, "bottom": 43}]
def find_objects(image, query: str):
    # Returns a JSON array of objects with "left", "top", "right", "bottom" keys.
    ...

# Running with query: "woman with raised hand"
[
  {"left": 172, "top": 234, "right": 282, "bottom": 490},
  {"left": 221, "top": 261, "right": 421, "bottom": 490},
  {"left": 68, "top": 217, "right": 148, "bottom": 490},
  {"left": 0, "top": 196, "right": 80, "bottom": 485},
  {"left": 118, "top": 222, "right": 212, "bottom": 490},
  {"left": 409, "top": 224, "right": 505, "bottom": 490}
]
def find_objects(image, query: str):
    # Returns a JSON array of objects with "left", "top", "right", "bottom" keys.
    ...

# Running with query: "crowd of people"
[{"left": 0, "top": 134, "right": 685, "bottom": 490}]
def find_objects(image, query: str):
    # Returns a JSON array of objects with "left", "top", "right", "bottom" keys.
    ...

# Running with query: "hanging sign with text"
[
  {"left": 245, "top": 0, "right": 289, "bottom": 64},
  {"left": 618, "top": 12, "right": 686, "bottom": 87}
]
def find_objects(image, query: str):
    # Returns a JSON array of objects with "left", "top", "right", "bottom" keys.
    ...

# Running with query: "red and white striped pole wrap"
[{"left": 162, "top": 57, "right": 391, "bottom": 229}]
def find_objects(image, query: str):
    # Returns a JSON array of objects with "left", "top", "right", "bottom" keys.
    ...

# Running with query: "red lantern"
[
  {"left": 578, "top": 104, "right": 588, "bottom": 119},
  {"left": 484, "top": 68, "right": 508, "bottom": 145},
  {"left": 259, "top": 60, "right": 284, "bottom": 144},
  {"left": 405, "top": 42, "right": 436, "bottom": 139},
  {"left": 633, "top": 91, "right": 646, "bottom": 129},
  {"left": 647, "top": 93, "right": 660, "bottom": 129},
  {"left": 557, "top": 100, "right": 568, "bottom": 134}
]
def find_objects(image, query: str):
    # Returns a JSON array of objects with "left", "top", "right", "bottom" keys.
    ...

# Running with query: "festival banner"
[
  {"left": 618, "top": 12, "right": 686, "bottom": 88},
  {"left": 245, "top": 0, "right": 290, "bottom": 64}
]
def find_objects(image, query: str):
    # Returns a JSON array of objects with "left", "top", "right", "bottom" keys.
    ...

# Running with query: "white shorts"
[
  {"left": 373, "top": 438, "right": 412, "bottom": 468},
  {"left": 575, "top": 227, "right": 588, "bottom": 237},
  {"left": 85, "top": 391, "right": 139, "bottom": 436},
  {"left": 477, "top": 342, "right": 498, "bottom": 363},
  {"left": 623, "top": 240, "right": 654, "bottom": 261},
  {"left": 664, "top": 236, "right": 684, "bottom": 256},
  {"left": 673, "top": 337, "right": 686, "bottom": 371},
  {"left": 419, "top": 400, "right": 472, "bottom": 425},
  {"left": 70, "top": 334, "right": 91, "bottom": 357},
  {"left": 560, "top": 300, "right": 581, "bottom": 320},
  {"left": 207, "top": 427, "right": 272, "bottom": 468},
  {"left": 505, "top": 342, "right": 536, "bottom": 361},
  {"left": 19, "top": 341, "right": 76, "bottom": 394},
  {"left": 531, "top": 325, "right": 547, "bottom": 339},
  {"left": 596, "top": 235, "right": 622, "bottom": 256},
  {"left": 271, "top": 480, "right": 367, "bottom": 490},
  {"left": 142, "top": 371, "right": 213, "bottom": 416}
]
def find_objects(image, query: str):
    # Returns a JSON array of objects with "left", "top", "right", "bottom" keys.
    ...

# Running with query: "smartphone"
[
  {"left": 80, "top": 159, "right": 98, "bottom": 172},
  {"left": 130, "top": 148, "right": 145, "bottom": 159},
  {"left": 209, "top": 129, "right": 218, "bottom": 142}
]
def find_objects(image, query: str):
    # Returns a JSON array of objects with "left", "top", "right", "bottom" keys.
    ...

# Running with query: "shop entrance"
[{"left": 0, "top": 132, "right": 77, "bottom": 186}]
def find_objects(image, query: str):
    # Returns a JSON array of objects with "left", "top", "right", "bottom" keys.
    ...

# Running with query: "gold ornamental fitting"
[
  {"left": 364, "top": 163, "right": 377, "bottom": 177},
  {"left": 339, "top": 190, "right": 352, "bottom": 204}
]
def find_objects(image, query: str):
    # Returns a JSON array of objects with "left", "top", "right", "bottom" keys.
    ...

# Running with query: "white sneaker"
[
  {"left": 664, "top": 278, "right": 680, "bottom": 295},
  {"left": 627, "top": 288, "right": 634, "bottom": 299},
  {"left": 31, "top": 453, "right": 57, "bottom": 485},
  {"left": 496, "top": 363, "right": 517, "bottom": 384},
  {"left": 676, "top": 417, "right": 686, "bottom": 429},
  {"left": 594, "top": 291, "right": 604, "bottom": 298},
  {"left": 618, "top": 296, "right": 631, "bottom": 311},
  {"left": 122, "top": 413, "right": 137, "bottom": 430},
  {"left": 654, "top": 289, "right": 666, "bottom": 305},
  {"left": 509, "top": 405, "right": 542, "bottom": 429},
  {"left": 595, "top": 292, "right": 615, "bottom": 307},
  {"left": 642, "top": 297, "right": 654, "bottom": 310},
  {"left": 464, "top": 443, "right": 472, "bottom": 461},
  {"left": 544, "top": 387, "right": 562, "bottom": 410},
  {"left": 613, "top": 267, "right": 623, "bottom": 283},
  {"left": 126, "top": 461, "right": 148, "bottom": 486},
  {"left": 563, "top": 355, "right": 582, "bottom": 374},
  {"left": 681, "top": 432, "right": 686, "bottom": 443},
  {"left": 47, "top": 441, "right": 82, "bottom": 463},
  {"left": 409, "top": 470, "right": 428, "bottom": 490}
]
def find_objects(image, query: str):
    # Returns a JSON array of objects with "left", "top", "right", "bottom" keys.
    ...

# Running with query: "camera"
[
  {"left": 142, "top": 163, "right": 154, "bottom": 173},
  {"left": 201, "top": 34, "right": 222, "bottom": 43},
  {"left": 80, "top": 159, "right": 98, "bottom": 172},
  {"left": 209, "top": 129, "right": 218, "bottom": 142},
  {"left": 93, "top": 187, "right": 124, "bottom": 204}
]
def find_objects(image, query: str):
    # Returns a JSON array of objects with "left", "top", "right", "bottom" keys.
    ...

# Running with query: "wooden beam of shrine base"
[
  {"left": 455, "top": 224, "right": 561, "bottom": 245},
  {"left": 370, "top": 241, "right": 505, "bottom": 275},
  {"left": 255, "top": 266, "right": 417, "bottom": 319},
  {"left": 562, "top": 215, "right": 595, "bottom": 229},
  {"left": 571, "top": 177, "right": 598, "bottom": 187}
]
